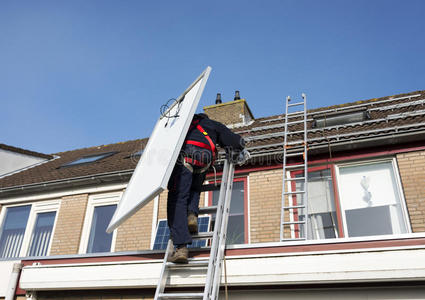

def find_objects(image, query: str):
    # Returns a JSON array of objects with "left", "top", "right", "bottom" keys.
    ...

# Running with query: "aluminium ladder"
[
  {"left": 280, "top": 94, "right": 309, "bottom": 241},
  {"left": 154, "top": 158, "right": 235, "bottom": 300}
]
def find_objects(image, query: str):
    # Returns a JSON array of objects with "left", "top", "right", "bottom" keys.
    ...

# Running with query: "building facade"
[{"left": 1, "top": 90, "right": 425, "bottom": 299}]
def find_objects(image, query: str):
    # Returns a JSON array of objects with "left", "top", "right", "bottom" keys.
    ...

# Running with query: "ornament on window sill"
[{"left": 360, "top": 176, "right": 373, "bottom": 206}]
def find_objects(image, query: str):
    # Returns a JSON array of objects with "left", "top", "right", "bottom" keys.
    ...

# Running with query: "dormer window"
[
  {"left": 61, "top": 152, "right": 117, "bottom": 167},
  {"left": 312, "top": 108, "right": 370, "bottom": 128}
]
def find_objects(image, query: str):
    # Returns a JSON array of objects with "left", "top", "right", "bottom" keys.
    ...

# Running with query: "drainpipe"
[{"left": 5, "top": 262, "right": 23, "bottom": 300}]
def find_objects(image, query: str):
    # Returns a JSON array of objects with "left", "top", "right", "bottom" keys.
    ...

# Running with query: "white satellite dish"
[{"left": 107, "top": 66, "right": 212, "bottom": 233}]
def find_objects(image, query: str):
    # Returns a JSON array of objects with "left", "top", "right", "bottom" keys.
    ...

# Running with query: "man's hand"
[{"left": 236, "top": 149, "right": 251, "bottom": 165}]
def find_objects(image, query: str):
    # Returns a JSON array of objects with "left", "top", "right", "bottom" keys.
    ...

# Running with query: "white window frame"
[
  {"left": 0, "top": 199, "right": 60, "bottom": 258},
  {"left": 335, "top": 157, "right": 412, "bottom": 237},
  {"left": 79, "top": 191, "right": 121, "bottom": 254}
]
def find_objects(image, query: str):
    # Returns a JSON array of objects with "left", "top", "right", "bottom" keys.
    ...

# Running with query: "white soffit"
[{"left": 107, "top": 67, "right": 212, "bottom": 233}]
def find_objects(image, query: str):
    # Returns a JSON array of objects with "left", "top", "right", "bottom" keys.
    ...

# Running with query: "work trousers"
[{"left": 167, "top": 159, "right": 207, "bottom": 246}]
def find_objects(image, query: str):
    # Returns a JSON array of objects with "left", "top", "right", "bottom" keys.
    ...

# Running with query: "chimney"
[
  {"left": 215, "top": 93, "right": 222, "bottom": 104},
  {"left": 234, "top": 90, "right": 241, "bottom": 100},
  {"left": 203, "top": 91, "right": 254, "bottom": 127}
]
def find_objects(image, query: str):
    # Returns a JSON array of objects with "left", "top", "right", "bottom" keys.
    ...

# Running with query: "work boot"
[
  {"left": 168, "top": 246, "right": 188, "bottom": 264},
  {"left": 188, "top": 212, "right": 198, "bottom": 234}
]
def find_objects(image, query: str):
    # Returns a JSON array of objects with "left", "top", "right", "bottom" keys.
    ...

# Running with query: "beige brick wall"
[
  {"left": 396, "top": 150, "right": 425, "bottom": 232},
  {"left": 50, "top": 194, "right": 89, "bottom": 255},
  {"left": 158, "top": 190, "right": 168, "bottom": 221},
  {"left": 115, "top": 199, "right": 154, "bottom": 251},
  {"left": 249, "top": 169, "right": 283, "bottom": 243},
  {"left": 203, "top": 99, "right": 253, "bottom": 126}
]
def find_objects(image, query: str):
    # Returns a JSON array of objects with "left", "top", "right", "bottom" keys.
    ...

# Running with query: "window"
[
  {"left": 211, "top": 178, "right": 247, "bottom": 245},
  {"left": 61, "top": 152, "right": 117, "bottom": 167},
  {"left": 28, "top": 211, "right": 56, "bottom": 257},
  {"left": 290, "top": 168, "right": 340, "bottom": 240},
  {"left": 0, "top": 205, "right": 31, "bottom": 258},
  {"left": 79, "top": 192, "right": 121, "bottom": 254},
  {"left": 337, "top": 160, "right": 409, "bottom": 237},
  {"left": 0, "top": 201, "right": 59, "bottom": 258},
  {"left": 87, "top": 205, "right": 116, "bottom": 253},
  {"left": 152, "top": 217, "right": 211, "bottom": 250},
  {"left": 286, "top": 159, "right": 409, "bottom": 240}
]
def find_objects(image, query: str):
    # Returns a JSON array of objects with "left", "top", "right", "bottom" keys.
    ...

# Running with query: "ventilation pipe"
[
  {"left": 234, "top": 90, "right": 241, "bottom": 100},
  {"left": 215, "top": 93, "right": 222, "bottom": 104},
  {"left": 6, "top": 262, "right": 23, "bottom": 300}
]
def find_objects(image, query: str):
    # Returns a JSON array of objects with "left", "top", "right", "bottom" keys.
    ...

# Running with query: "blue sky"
[{"left": 1, "top": 0, "right": 424, "bottom": 154}]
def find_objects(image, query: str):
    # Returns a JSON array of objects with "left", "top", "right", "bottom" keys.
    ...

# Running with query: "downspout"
[{"left": 5, "top": 262, "right": 22, "bottom": 300}]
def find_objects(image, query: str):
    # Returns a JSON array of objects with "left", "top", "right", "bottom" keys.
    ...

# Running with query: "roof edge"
[{"left": 0, "top": 143, "right": 53, "bottom": 159}]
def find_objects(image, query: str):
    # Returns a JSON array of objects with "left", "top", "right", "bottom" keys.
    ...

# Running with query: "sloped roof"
[
  {"left": 0, "top": 144, "right": 53, "bottom": 160},
  {"left": 0, "top": 89, "right": 424, "bottom": 192},
  {"left": 0, "top": 139, "right": 147, "bottom": 190}
]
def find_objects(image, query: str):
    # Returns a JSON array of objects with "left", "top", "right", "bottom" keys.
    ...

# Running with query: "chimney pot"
[
  {"left": 215, "top": 93, "right": 222, "bottom": 104},
  {"left": 234, "top": 90, "right": 241, "bottom": 100}
]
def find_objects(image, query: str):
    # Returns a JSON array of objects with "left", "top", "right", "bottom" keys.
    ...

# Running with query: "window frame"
[
  {"left": 288, "top": 157, "right": 411, "bottom": 240},
  {"left": 334, "top": 157, "right": 412, "bottom": 237},
  {"left": 0, "top": 200, "right": 60, "bottom": 258},
  {"left": 288, "top": 165, "right": 343, "bottom": 240},
  {"left": 208, "top": 177, "right": 249, "bottom": 244},
  {"left": 78, "top": 192, "right": 121, "bottom": 254}
]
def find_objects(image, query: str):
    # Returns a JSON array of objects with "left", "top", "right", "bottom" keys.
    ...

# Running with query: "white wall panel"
[{"left": 20, "top": 247, "right": 425, "bottom": 290}]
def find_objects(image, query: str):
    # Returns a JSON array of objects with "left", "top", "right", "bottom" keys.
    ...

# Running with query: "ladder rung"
[
  {"left": 283, "top": 205, "right": 305, "bottom": 209},
  {"left": 285, "top": 130, "right": 305, "bottom": 135},
  {"left": 284, "top": 164, "right": 305, "bottom": 170},
  {"left": 286, "top": 140, "right": 305, "bottom": 146},
  {"left": 285, "top": 152, "right": 304, "bottom": 157},
  {"left": 288, "top": 101, "right": 305, "bottom": 107},
  {"left": 201, "top": 183, "right": 221, "bottom": 192},
  {"left": 284, "top": 177, "right": 306, "bottom": 181},
  {"left": 286, "top": 111, "right": 303, "bottom": 117},
  {"left": 192, "top": 232, "right": 213, "bottom": 239},
  {"left": 286, "top": 120, "right": 305, "bottom": 125},
  {"left": 158, "top": 293, "right": 203, "bottom": 299},
  {"left": 166, "top": 260, "right": 209, "bottom": 269},
  {"left": 199, "top": 205, "right": 217, "bottom": 214},
  {"left": 283, "top": 221, "right": 306, "bottom": 225},
  {"left": 283, "top": 191, "right": 305, "bottom": 195}
]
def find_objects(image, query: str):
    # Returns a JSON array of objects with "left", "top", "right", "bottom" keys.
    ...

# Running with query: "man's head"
[{"left": 194, "top": 113, "right": 209, "bottom": 120}]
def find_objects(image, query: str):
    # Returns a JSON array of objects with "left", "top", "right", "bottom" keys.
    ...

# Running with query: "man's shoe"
[
  {"left": 168, "top": 246, "right": 188, "bottom": 264},
  {"left": 188, "top": 213, "right": 198, "bottom": 234}
]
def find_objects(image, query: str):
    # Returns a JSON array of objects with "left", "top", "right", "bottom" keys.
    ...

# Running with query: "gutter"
[{"left": 0, "top": 169, "right": 134, "bottom": 198}]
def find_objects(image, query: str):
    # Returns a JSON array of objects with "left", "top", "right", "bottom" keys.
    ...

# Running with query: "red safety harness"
[{"left": 184, "top": 119, "right": 217, "bottom": 168}]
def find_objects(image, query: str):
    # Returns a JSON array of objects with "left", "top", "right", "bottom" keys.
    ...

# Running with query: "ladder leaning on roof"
[
  {"left": 154, "top": 157, "right": 235, "bottom": 300},
  {"left": 280, "top": 93, "right": 309, "bottom": 241}
]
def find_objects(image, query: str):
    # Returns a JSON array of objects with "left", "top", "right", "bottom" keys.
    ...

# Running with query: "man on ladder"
[{"left": 167, "top": 113, "right": 246, "bottom": 263}]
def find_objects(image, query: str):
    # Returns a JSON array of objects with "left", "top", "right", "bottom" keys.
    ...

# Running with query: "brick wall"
[
  {"left": 50, "top": 194, "right": 89, "bottom": 255},
  {"left": 115, "top": 200, "right": 154, "bottom": 251},
  {"left": 203, "top": 99, "right": 253, "bottom": 126},
  {"left": 249, "top": 169, "right": 283, "bottom": 243},
  {"left": 396, "top": 150, "right": 425, "bottom": 232}
]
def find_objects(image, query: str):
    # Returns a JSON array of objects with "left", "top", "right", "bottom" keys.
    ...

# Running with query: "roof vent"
[
  {"left": 215, "top": 93, "right": 222, "bottom": 104},
  {"left": 234, "top": 90, "right": 241, "bottom": 101}
]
